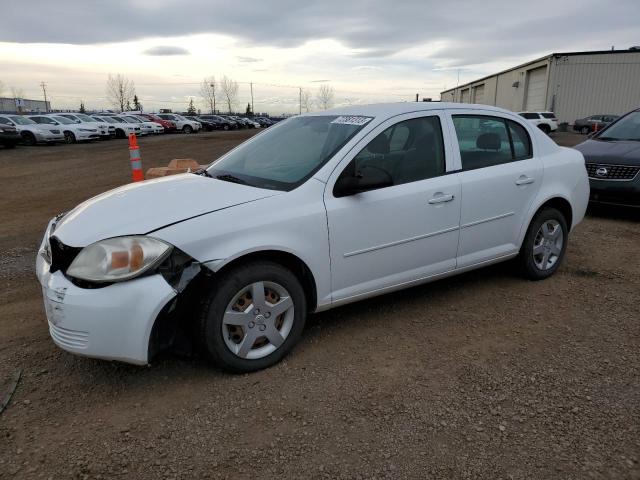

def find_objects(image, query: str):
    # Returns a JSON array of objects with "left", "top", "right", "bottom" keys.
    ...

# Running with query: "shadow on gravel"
[{"left": 586, "top": 203, "right": 639, "bottom": 222}]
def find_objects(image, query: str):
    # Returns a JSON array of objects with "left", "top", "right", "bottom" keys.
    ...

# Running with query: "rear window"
[
  {"left": 541, "top": 113, "right": 556, "bottom": 119},
  {"left": 519, "top": 113, "right": 540, "bottom": 120}
]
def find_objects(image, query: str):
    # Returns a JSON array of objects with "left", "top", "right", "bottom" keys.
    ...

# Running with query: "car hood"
[
  {"left": 52, "top": 174, "right": 280, "bottom": 247},
  {"left": 574, "top": 139, "right": 640, "bottom": 165}
]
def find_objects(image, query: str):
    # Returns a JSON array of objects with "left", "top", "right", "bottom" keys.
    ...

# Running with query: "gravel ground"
[{"left": 0, "top": 130, "right": 639, "bottom": 479}]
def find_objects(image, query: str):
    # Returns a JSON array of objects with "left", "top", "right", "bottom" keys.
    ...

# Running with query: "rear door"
[{"left": 445, "top": 111, "right": 543, "bottom": 268}]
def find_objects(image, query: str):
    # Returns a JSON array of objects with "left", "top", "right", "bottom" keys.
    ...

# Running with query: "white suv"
[
  {"left": 29, "top": 115, "right": 100, "bottom": 143},
  {"left": 518, "top": 112, "right": 558, "bottom": 134},
  {"left": 0, "top": 114, "right": 65, "bottom": 145},
  {"left": 157, "top": 113, "right": 201, "bottom": 134},
  {"left": 36, "top": 103, "right": 589, "bottom": 372}
]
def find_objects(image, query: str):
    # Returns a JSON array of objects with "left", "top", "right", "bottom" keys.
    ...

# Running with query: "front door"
[{"left": 324, "top": 112, "right": 461, "bottom": 303}]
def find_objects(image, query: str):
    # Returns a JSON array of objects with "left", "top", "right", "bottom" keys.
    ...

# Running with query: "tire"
[
  {"left": 580, "top": 126, "right": 590, "bottom": 135},
  {"left": 115, "top": 129, "right": 125, "bottom": 139},
  {"left": 64, "top": 131, "right": 77, "bottom": 144},
  {"left": 223, "top": 125, "right": 229, "bottom": 131},
  {"left": 197, "top": 261, "right": 307, "bottom": 373},
  {"left": 182, "top": 125, "right": 193, "bottom": 134},
  {"left": 21, "top": 132, "right": 37, "bottom": 146},
  {"left": 517, "top": 207, "right": 568, "bottom": 280},
  {"left": 538, "top": 124, "right": 551, "bottom": 135}
]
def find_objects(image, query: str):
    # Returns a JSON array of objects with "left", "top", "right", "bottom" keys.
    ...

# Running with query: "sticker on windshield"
[{"left": 331, "top": 116, "right": 372, "bottom": 126}]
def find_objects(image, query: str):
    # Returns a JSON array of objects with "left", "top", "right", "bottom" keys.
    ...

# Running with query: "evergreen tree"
[
  {"left": 133, "top": 95, "right": 142, "bottom": 111},
  {"left": 79, "top": 101, "right": 86, "bottom": 113},
  {"left": 187, "top": 98, "right": 196, "bottom": 115},
  {"left": 245, "top": 102, "right": 252, "bottom": 116}
]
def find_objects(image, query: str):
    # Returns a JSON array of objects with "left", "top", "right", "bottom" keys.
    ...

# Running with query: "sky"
[{"left": 0, "top": 0, "right": 638, "bottom": 115}]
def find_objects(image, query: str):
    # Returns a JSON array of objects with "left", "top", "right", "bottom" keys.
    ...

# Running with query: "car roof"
[{"left": 306, "top": 102, "right": 515, "bottom": 118}]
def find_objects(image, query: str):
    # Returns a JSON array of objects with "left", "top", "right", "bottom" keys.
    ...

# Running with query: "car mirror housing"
[{"left": 334, "top": 165, "right": 393, "bottom": 197}]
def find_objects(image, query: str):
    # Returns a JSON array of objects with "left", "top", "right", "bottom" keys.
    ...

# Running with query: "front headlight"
[{"left": 67, "top": 236, "right": 172, "bottom": 283}]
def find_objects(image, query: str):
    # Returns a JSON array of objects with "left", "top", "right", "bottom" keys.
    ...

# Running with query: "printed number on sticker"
[{"left": 331, "top": 116, "right": 372, "bottom": 126}]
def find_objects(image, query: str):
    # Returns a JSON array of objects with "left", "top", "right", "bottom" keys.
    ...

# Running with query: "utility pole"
[
  {"left": 40, "top": 81, "right": 49, "bottom": 112},
  {"left": 250, "top": 82, "right": 254, "bottom": 116},
  {"left": 415, "top": 93, "right": 419, "bottom": 102},
  {"left": 210, "top": 82, "right": 216, "bottom": 113},
  {"left": 299, "top": 87, "right": 302, "bottom": 115}
]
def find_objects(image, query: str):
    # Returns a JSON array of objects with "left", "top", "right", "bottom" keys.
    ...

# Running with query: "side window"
[
  {"left": 520, "top": 112, "right": 540, "bottom": 120},
  {"left": 453, "top": 115, "right": 513, "bottom": 170},
  {"left": 0, "top": 117, "right": 11, "bottom": 125},
  {"left": 508, "top": 120, "right": 532, "bottom": 160},
  {"left": 338, "top": 116, "right": 446, "bottom": 191}
]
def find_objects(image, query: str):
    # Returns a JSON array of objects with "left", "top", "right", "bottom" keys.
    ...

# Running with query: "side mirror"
[{"left": 334, "top": 165, "right": 393, "bottom": 198}]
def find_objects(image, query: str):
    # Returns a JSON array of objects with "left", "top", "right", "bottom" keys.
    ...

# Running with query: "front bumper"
[
  {"left": 76, "top": 131, "right": 100, "bottom": 141},
  {"left": 36, "top": 131, "right": 65, "bottom": 143},
  {"left": 589, "top": 175, "right": 640, "bottom": 207},
  {"left": 36, "top": 233, "right": 177, "bottom": 365}
]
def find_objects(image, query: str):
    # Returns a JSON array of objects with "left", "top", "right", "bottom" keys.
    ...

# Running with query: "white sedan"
[
  {"left": 29, "top": 114, "right": 101, "bottom": 143},
  {"left": 36, "top": 103, "right": 589, "bottom": 372}
]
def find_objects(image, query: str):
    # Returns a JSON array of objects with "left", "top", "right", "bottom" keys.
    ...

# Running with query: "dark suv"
[
  {"left": 573, "top": 114, "right": 619, "bottom": 134},
  {"left": 574, "top": 108, "right": 640, "bottom": 207},
  {"left": 0, "top": 124, "right": 21, "bottom": 148}
]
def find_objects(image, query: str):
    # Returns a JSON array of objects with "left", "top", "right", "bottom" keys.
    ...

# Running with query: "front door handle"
[
  {"left": 515, "top": 176, "right": 535, "bottom": 186},
  {"left": 428, "top": 193, "right": 455, "bottom": 204}
]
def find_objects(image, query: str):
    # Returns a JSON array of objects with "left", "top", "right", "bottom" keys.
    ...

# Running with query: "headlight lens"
[{"left": 67, "top": 236, "right": 172, "bottom": 283}]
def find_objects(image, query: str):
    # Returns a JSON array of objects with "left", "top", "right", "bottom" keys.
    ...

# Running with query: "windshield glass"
[
  {"left": 31, "top": 117, "right": 56, "bottom": 125},
  {"left": 207, "top": 115, "right": 372, "bottom": 191},
  {"left": 99, "top": 117, "right": 116, "bottom": 123},
  {"left": 9, "top": 116, "right": 37, "bottom": 125},
  {"left": 598, "top": 111, "right": 640, "bottom": 141},
  {"left": 74, "top": 114, "right": 95, "bottom": 122},
  {"left": 123, "top": 116, "right": 141, "bottom": 123},
  {"left": 52, "top": 116, "right": 74, "bottom": 125}
]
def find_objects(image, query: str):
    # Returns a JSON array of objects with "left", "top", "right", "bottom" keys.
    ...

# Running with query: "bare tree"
[
  {"left": 10, "top": 86, "right": 24, "bottom": 99},
  {"left": 106, "top": 74, "right": 136, "bottom": 112},
  {"left": 200, "top": 76, "right": 217, "bottom": 114},
  {"left": 220, "top": 75, "right": 239, "bottom": 114},
  {"left": 300, "top": 88, "right": 312, "bottom": 113},
  {"left": 317, "top": 84, "right": 334, "bottom": 110}
]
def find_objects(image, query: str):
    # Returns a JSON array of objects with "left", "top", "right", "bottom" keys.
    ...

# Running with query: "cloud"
[
  {"left": 237, "top": 56, "right": 261, "bottom": 63},
  {"left": 310, "top": 79, "right": 331, "bottom": 83},
  {"left": 143, "top": 46, "right": 190, "bottom": 56}
]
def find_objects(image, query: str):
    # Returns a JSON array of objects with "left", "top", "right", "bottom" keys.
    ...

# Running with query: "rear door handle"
[
  {"left": 515, "top": 176, "right": 535, "bottom": 186},
  {"left": 428, "top": 193, "right": 455, "bottom": 204}
]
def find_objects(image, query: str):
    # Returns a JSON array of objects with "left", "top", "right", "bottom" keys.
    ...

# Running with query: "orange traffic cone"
[{"left": 129, "top": 134, "right": 144, "bottom": 182}]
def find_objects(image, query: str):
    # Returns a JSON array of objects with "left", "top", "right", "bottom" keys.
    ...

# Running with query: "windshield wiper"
[
  {"left": 193, "top": 168, "right": 213, "bottom": 177},
  {"left": 215, "top": 173, "right": 248, "bottom": 185}
]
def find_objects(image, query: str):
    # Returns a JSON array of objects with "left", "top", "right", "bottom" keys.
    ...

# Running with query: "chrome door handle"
[
  {"left": 428, "top": 193, "right": 455, "bottom": 204},
  {"left": 515, "top": 176, "right": 535, "bottom": 186}
]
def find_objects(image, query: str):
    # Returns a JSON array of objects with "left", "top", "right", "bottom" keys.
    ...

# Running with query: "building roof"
[{"left": 441, "top": 48, "right": 640, "bottom": 95}]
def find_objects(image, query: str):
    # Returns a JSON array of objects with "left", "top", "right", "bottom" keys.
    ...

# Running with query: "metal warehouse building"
[
  {"left": 0, "top": 97, "right": 50, "bottom": 114},
  {"left": 441, "top": 48, "right": 640, "bottom": 124}
]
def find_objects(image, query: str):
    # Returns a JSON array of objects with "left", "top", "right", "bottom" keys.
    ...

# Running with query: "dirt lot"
[{"left": 0, "top": 131, "right": 639, "bottom": 479}]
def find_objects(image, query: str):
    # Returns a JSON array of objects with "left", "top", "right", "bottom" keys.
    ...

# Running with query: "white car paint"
[
  {"left": 36, "top": 102, "right": 589, "bottom": 365},
  {"left": 92, "top": 115, "right": 141, "bottom": 138},
  {"left": 157, "top": 113, "right": 201, "bottom": 133},
  {"left": 51, "top": 113, "right": 112, "bottom": 139},
  {"left": 129, "top": 115, "right": 164, "bottom": 134},
  {"left": 518, "top": 112, "right": 558, "bottom": 132},
  {"left": 0, "top": 115, "right": 65, "bottom": 143},
  {"left": 29, "top": 115, "right": 101, "bottom": 142}
]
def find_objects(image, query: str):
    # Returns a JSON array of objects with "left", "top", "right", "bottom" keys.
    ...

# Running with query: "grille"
[
  {"left": 49, "top": 236, "right": 82, "bottom": 274},
  {"left": 49, "top": 323, "right": 89, "bottom": 349},
  {"left": 586, "top": 163, "right": 640, "bottom": 181}
]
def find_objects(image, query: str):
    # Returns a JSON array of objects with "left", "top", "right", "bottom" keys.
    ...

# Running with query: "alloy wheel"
[{"left": 532, "top": 220, "right": 564, "bottom": 270}]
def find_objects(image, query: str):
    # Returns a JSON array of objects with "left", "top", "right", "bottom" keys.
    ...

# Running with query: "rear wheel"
[
  {"left": 64, "top": 131, "right": 76, "bottom": 144},
  {"left": 223, "top": 124, "right": 229, "bottom": 131},
  {"left": 538, "top": 124, "right": 551, "bottom": 134},
  {"left": 198, "top": 261, "right": 307, "bottom": 372},
  {"left": 21, "top": 132, "right": 36, "bottom": 146},
  {"left": 580, "top": 126, "right": 590, "bottom": 135},
  {"left": 517, "top": 207, "right": 568, "bottom": 280},
  {"left": 182, "top": 125, "right": 193, "bottom": 134}
]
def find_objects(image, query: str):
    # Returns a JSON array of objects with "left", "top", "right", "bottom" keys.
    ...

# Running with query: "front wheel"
[
  {"left": 64, "top": 131, "right": 76, "bottom": 144},
  {"left": 580, "top": 126, "right": 590, "bottom": 135},
  {"left": 182, "top": 125, "right": 193, "bottom": 134},
  {"left": 198, "top": 261, "right": 307, "bottom": 372},
  {"left": 517, "top": 207, "right": 568, "bottom": 280},
  {"left": 21, "top": 132, "right": 37, "bottom": 146}
]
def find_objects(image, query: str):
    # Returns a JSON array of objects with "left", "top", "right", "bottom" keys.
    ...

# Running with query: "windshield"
[
  {"left": 207, "top": 115, "right": 372, "bottom": 191},
  {"left": 123, "top": 116, "right": 142, "bottom": 123},
  {"left": 597, "top": 111, "right": 640, "bottom": 141},
  {"left": 52, "top": 116, "right": 74, "bottom": 125},
  {"left": 74, "top": 114, "right": 95, "bottom": 122},
  {"left": 9, "top": 116, "right": 37, "bottom": 125},
  {"left": 99, "top": 117, "right": 117, "bottom": 124},
  {"left": 31, "top": 117, "right": 56, "bottom": 125}
]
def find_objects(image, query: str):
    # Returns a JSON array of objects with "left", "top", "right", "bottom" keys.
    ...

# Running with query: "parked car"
[
  {"left": 518, "top": 112, "right": 558, "bottom": 134},
  {"left": 185, "top": 115, "right": 216, "bottom": 131},
  {"left": 574, "top": 108, "right": 640, "bottom": 207},
  {"left": 217, "top": 115, "right": 240, "bottom": 129},
  {"left": 126, "top": 115, "right": 164, "bottom": 134},
  {"left": 157, "top": 114, "right": 201, "bottom": 134},
  {"left": 573, "top": 114, "right": 619, "bottom": 134},
  {"left": 53, "top": 113, "right": 112, "bottom": 140},
  {"left": 139, "top": 113, "right": 177, "bottom": 133},
  {"left": 0, "top": 123, "right": 21, "bottom": 148},
  {"left": 36, "top": 103, "right": 589, "bottom": 372},
  {"left": 91, "top": 115, "right": 141, "bottom": 139},
  {"left": 255, "top": 116, "right": 275, "bottom": 128},
  {"left": 30, "top": 115, "right": 101, "bottom": 143},
  {"left": 0, "top": 115, "right": 65, "bottom": 145},
  {"left": 198, "top": 115, "right": 233, "bottom": 130}
]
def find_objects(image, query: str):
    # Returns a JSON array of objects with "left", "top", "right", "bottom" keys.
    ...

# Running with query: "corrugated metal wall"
[
  {"left": 0, "top": 97, "right": 50, "bottom": 113},
  {"left": 547, "top": 52, "right": 640, "bottom": 123}
]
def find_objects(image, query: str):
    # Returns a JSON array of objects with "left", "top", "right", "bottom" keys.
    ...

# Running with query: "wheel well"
[
  {"left": 537, "top": 197, "right": 573, "bottom": 230},
  {"left": 215, "top": 250, "right": 318, "bottom": 313}
]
